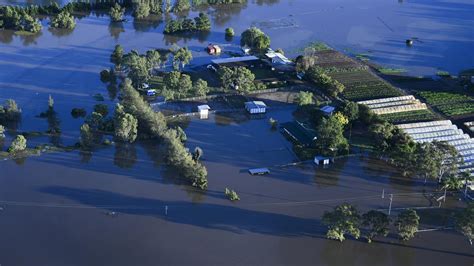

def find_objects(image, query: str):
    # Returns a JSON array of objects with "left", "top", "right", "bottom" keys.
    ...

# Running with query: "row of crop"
[
  {"left": 343, "top": 83, "right": 403, "bottom": 101},
  {"left": 379, "top": 109, "right": 438, "bottom": 124},
  {"left": 417, "top": 91, "right": 474, "bottom": 117}
]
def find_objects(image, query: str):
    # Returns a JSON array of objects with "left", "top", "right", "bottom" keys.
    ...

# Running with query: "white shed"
[
  {"left": 245, "top": 101, "right": 267, "bottom": 114},
  {"left": 197, "top": 105, "right": 211, "bottom": 119},
  {"left": 314, "top": 156, "right": 331, "bottom": 165}
]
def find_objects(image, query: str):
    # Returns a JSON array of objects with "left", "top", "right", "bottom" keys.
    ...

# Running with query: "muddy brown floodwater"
[
  {"left": 0, "top": 109, "right": 473, "bottom": 265},
  {"left": 0, "top": 0, "right": 473, "bottom": 265}
]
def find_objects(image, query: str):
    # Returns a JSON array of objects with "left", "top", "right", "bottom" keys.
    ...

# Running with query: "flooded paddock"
[{"left": 0, "top": 109, "right": 472, "bottom": 265}]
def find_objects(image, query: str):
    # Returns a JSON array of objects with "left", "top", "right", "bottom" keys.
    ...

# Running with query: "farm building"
[
  {"left": 314, "top": 156, "right": 331, "bottom": 165},
  {"left": 245, "top": 101, "right": 267, "bottom": 114},
  {"left": 211, "top": 56, "right": 261, "bottom": 68},
  {"left": 320, "top": 105, "right": 335, "bottom": 116},
  {"left": 265, "top": 49, "right": 292, "bottom": 65},
  {"left": 397, "top": 120, "right": 474, "bottom": 175},
  {"left": 281, "top": 121, "right": 317, "bottom": 146},
  {"left": 357, "top": 95, "right": 427, "bottom": 115},
  {"left": 197, "top": 105, "right": 211, "bottom": 119},
  {"left": 248, "top": 168, "right": 270, "bottom": 175},
  {"left": 207, "top": 44, "right": 222, "bottom": 55}
]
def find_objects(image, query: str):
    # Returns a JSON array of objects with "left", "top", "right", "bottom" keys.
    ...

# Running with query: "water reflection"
[
  {"left": 114, "top": 142, "right": 137, "bottom": 169},
  {"left": 108, "top": 21, "right": 125, "bottom": 40},
  {"left": 48, "top": 27, "right": 74, "bottom": 37},
  {"left": 132, "top": 16, "right": 162, "bottom": 32}
]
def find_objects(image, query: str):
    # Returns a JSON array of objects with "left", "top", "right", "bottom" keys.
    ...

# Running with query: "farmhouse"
[
  {"left": 245, "top": 101, "right": 267, "bottom": 114},
  {"left": 197, "top": 105, "right": 211, "bottom": 119}
]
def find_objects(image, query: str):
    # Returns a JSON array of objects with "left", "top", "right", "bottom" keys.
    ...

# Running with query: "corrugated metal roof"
[{"left": 212, "top": 56, "right": 259, "bottom": 65}]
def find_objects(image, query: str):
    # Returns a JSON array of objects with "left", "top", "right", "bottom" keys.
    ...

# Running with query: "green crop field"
[
  {"left": 379, "top": 109, "right": 438, "bottom": 124},
  {"left": 417, "top": 91, "right": 474, "bottom": 117}
]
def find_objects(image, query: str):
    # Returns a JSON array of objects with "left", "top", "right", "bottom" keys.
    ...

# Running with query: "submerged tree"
[
  {"left": 295, "top": 91, "right": 314, "bottom": 106},
  {"left": 79, "top": 123, "right": 93, "bottom": 148},
  {"left": 455, "top": 203, "right": 474, "bottom": 245},
  {"left": 109, "top": 3, "right": 125, "bottom": 22},
  {"left": 362, "top": 210, "right": 391, "bottom": 243},
  {"left": 172, "top": 46, "right": 193, "bottom": 70},
  {"left": 240, "top": 27, "right": 270, "bottom": 51},
  {"left": 322, "top": 203, "right": 361, "bottom": 242},
  {"left": 395, "top": 209, "right": 420, "bottom": 241},
  {"left": 50, "top": 11, "right": 76, "bottom": 29},
  {"left": 8, "top": 135, "right": 27, "bottom": 153},
  {"left": 114, "top": 104, "right": 138, "bottom": 143}
]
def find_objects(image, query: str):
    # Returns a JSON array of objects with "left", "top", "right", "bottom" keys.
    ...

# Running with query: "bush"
[
  {"left": 50, "top": 11, "right": 75, "bottom": 29},
  {"left": 3, "top": 99, "right": 21, "bottom": 121},
  {"left": 225, "top": 27, "right": 234, "bottom": 37},
  {"left": 109, "top": 3, "right": 125, "bottom": 22},
  {"left": 8, "top": 135, "right": 27, "bottom": 153},
  {"left": 225, "top": 188, "right": 240, "bottom": 201},
  {"left": 0, "top": 124, "right": 5, "bottom": 139},
  {"left": 71, "top": 108, "right": 86, "bottom": 118},
  {"left": 94, "top": 104, "right": 109, "bottom": 117},
  {"left": 240, "top": 27, "right": 270, "bottom": 51}
]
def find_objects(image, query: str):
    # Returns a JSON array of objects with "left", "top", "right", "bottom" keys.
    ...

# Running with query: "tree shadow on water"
[{"left": 39, "top": 186, "right": 321, "bottom": 237}]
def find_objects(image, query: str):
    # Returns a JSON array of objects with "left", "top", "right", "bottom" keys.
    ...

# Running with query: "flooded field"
[
  {"left": 0, "top": 0, "right": 473, "bottom": 265},
  {"left": 0, "top": 109, "right": 473, "bottom": 265}
]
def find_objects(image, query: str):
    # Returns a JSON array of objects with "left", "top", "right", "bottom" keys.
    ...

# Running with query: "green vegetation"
[
  {"left": 395, "top": 209, "right": 420, "bottom": 241},
  {"left": 379, "top": 109, "right": 438, "bottom": 124},
  {"left": 295, "top": 91, "right": 314, "bottom": 106},
  {"left": 71, "top": 108, "right": 86, "bottom": 118},
  {"left": 455, "top": 203, "right": 474, "bottom": 245},
  {"left": 436, "top": 71, "right": 450, "bottom": 77},
  {"left": 322, "top": 203, "right": 361, "bottom": 242},
  {"left": 417, "top": 91, "right": 474, "bottom": 117},
  {"left": 50, "top": 11, "right": 76, "bottom": 29},
  {"left": 120, "top": 79, "right": 208, "bottom": 189},
  {"left": 376, "top": 67, "right": 407, "bottom": 75},
  {"left": 79, "top": 123, "right": 94, "bottom": 148},
  {"left": 192, "top": 147, "right": 203, "bottom": 161},
  {"left": 306, "top": 67, "right": 345, "bottom": 97},
  {"left": 133, "top": 2, "right": 151, "bottom": 19},
  {"left": 164, "top": 13, "right": 211, "bottom": 34},
  {"left": 362, "top": 210, "right": 390, "bottom": 243},
  {"left": 114, "top": 104, "right": 138, "bottom": 143},
  {"left": 172, "top": 0, "right": 191, "bottom": 12},
  {"left": 219, "top": 66, "right": 265, "bottom": 94},
  {"left": 172, "top": 46, "right": 193, "bottom": 70},
  {"left": 225, "top": 188, "right": 240, "bottom": 201},
  {"left": 8, "top": 135, "right": 27, "bottom": 153},
  {"left": 0, "top": 6, "right": 42, "bottom": 33},
  {"left": 225, "top": 27, "right": 234, "bottom": 37},
  {"left": 315, "top": 115, "right": 349, "bottom": 156},
  {"left": 0, "top": 124, "right": 5, "bottom": 139},
  {"left": 269, "top": 117, "right": 278, "bottom": 130},
  {"left": 240, "top": 27, "right": 270, "bottom": 51},
  {"left": 0, "top": 99, "right": 22, "bottom": 123},
  {"left": 109, "top": 3, "right": 125, "bottom": 22}
]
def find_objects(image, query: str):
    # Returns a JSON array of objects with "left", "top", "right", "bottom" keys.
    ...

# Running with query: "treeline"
[
  {"left": 163, "top": 12, "right": 210, "bottom": 34},
  {"left": 324, "top": 202, "right": 474, "bottom": 245},
  {"left": 119, "top": 78, "right": 208, "bottom": 189},
  {"left": 306, "top": 66, "right": 345, "bottom": 97},
  {"left": 362, "top": 105, "right": 463, "bottom": 182}
]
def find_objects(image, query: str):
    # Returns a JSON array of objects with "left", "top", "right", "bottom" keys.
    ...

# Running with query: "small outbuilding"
[
  {"left": 314, "top": 156, "right": 331, "bottom": 166},
  {"left": 197, "top": 105, "right": 211, "bottom": 119},
  {"left": 265, "top": 49, "right": 292, "bottom": 65},
  {"left": 245, "top": 101, "right": 267, "bottom": 114},
  {"left": 207, "top": 44, "right": 222, "bottom": 55},
  {"left": 320, "top": 105, "right": 335, "bottom": 116},
  {"left": 146, "top": 89, "right": 157, "bottom": 96},
  {"left": 248, "top": 168, "right": 270, "bottom": 175}
]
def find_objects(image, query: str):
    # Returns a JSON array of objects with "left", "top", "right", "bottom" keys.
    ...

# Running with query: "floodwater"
[
  {"left": 0, "top": 109, "right": 473, "bottom": 265},
  {"left": 0, "top": 0, "right": 473, "bottom": 265}
]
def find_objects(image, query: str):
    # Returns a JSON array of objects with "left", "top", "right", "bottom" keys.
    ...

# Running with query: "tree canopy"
[
  {"left": 322, "top": 203, "right": 361, "bottom": 242},
  {"left": 240, "top": 27, "right": 270, "bottom": 51}
]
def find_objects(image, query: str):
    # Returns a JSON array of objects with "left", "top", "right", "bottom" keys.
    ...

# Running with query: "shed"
[
  {"left": 314, "top": 156, "right": 331, "bottom": 165},
  {"left": 207, "top": 44, "right": 222, "bottom": 55},
  {"left": 248, "top": 168, "right": 270, "bottom": 175},
  {"left": 265, "top": 50, "right": 292, "bottom": 65},
  {"left": 245, "top": 101, "right": 267, "bottom": 114},
  {"left": 197, "top": 105, "right": 211, "bottom": 119},
  {"left": 320, "top": 105, "right": 335, "bottom": 116},
  {"left": 147, "top": 89, "right": 157, "bottom": 96}
]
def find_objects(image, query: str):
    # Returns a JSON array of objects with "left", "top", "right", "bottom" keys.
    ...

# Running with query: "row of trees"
[
  {"left": 322, "top": 203, "right": 420, "bottom": 242},
  {"left": 161, "top": 71, "right": 209, "bottom": 100},
  {"left": 119, "top": 78, "right": 208, "bottom": 189},
  {"left": 163, "top": 12, "right": 211, "bottom": 34},
  {"left": 306, "top": 66, "right": 345, "bottom": 97},
  {"left": 324, "top": 202, "right": 474, "bottom": 245}
]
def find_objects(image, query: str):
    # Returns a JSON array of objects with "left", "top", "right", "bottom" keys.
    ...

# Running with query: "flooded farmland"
[{"left": 0, "top": 0, "right": 473, "bottom": 265}]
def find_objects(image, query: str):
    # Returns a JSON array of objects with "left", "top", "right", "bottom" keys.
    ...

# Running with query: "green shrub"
[{"left": 8, "top": 135, "right": 27, "bottom": 153}]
